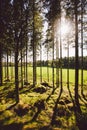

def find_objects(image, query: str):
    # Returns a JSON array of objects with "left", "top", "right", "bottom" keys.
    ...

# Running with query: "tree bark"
[
  {"left": 74, "top": 0, "right": 81, "bottom": 113},
  {"left": 0, "top": 43, "right": 3, "bottom": 86},
  {"left": 15, "top": 41, "right": 19, "bottom": 103},
  {"left": 33, "top": 0, "right": 37, "bottom": 86}
]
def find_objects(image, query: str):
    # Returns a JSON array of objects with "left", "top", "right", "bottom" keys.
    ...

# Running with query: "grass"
[
  {"left": 0, "top": 82, "right": 77, "bottom": 130},
  {"left": 0, "top": 66, "right": 87, "bottom": 129},
  {"left": 2, "top": 66, "right": 87, "bottom": 85}
]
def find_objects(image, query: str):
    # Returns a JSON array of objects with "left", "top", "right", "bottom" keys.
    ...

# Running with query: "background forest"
[{"left": 0, "top": 0, "right": 87, "bottom": 130}]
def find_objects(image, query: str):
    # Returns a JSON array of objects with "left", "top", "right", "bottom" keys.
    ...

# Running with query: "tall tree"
[
  {"left": 31, "top": 0, "right": 43, "bottom": 86},
  {"left": 74, "top": 0, "right": 81, "bottom": 113}
]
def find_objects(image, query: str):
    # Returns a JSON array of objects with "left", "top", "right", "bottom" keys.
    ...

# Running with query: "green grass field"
[
  {"left": 0, "top": 66, "right": 87, "bottom": 130},
  {"left": 3, "top": 66, "right": 87, "bottom": 86}
]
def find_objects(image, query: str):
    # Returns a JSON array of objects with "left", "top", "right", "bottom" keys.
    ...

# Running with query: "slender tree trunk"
[
  {"left": 40, "top": 43, "right": 42, "bottom": 83},
  {"left": 56, "top": 38, "right": 59, "bottom": 88},
  {"left": 15, "top": 42, "right": 19, "bottom": 103},
  {"left": 0, "top": 43, "right": 3, "bottom": 86},
  {"left": 25, "top": 10, "right": 29, "bottom": 84},
  {"left": 25, "top": 41, "right": 28, "bottom": 83},
  {"left": 21, "top": 49, "right": 23, "bottom": 88},
  {"left": 47, "top": 47, "right": 49, "bottom": 82},
  {"left": 52, "top": 26, "right": 55, "bottom": 89},
  {"left": 20, "top": 0, "right": 23, "bottom": 88},
  {"left": 67, "top": 38, "right": 69, "bottom": 88},
  {"left": 11, "top": 57, "right": 14, "bottom": 79},
  {"left": 0, "top": 0, "right": 3, "bottom": 86},
  {"left": 13, "top": 0, "right": 19, "bottom": 103},
  {"left": 7, "top": 49, "right": 9, "bottom": 81},
  {"left": 5, "top": 57, "right": 7, "bottom": 79},
  {"left": 60, "top": 18, "right": 63, "bottom": 92},
  {"left": 33, "top": 0, "right": 36, "bottom": 86},
  {"left": 24, "top": 55, "right": 26, "bottom": 83},
  {"left": 10, "top": 52, "right": 12, "bottom": 79},
  {"left": 74, "top": 0, "right": 81, "bottom": 113},
  {"left": 81, "top": 0, "right": 86, "bottom": 100}
]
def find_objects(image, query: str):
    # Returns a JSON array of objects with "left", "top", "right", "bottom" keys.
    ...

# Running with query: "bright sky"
[{"left": 41, "top": 15, "right": 87, "bottom": 61}]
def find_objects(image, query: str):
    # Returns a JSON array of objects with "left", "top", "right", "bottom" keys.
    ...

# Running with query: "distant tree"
[
  {"left": 30, "top": 0, "right": 43, "bottom": 86},
  {"left": 0, "top": 0, "right": 13, "bottom": 85}
]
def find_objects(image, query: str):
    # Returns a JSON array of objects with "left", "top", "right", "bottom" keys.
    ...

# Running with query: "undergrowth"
[{"left": 0, "top": 82, "right": 87, "bottom": 130}]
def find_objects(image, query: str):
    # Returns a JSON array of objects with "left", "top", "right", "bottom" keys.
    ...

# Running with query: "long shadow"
[
  {"left": 67, "top": 83, "right": 75, "bottom": 106},
  {"left": 31, "top": 100, "right": 45, "bottom": 122},
  {"left": 46, "top": 87, "right": 58, "bottom": 102},
  {"left": 81, "top": 89, "right": 87, "bottom": 102},
  {"left": 0, "top": 83, "right": 15, "bottom": 98},
  {"left": 0, "top": 122, "right": 23, "bottom": 130},
  {"left": 19, "top": 84, "right": 34, "bottom": 94},
  {"left": 79, "top": 95, "right": 87, "bottom": 106},
  {"left": 50, "top": 85, "right": 63, "bottom": 125}
]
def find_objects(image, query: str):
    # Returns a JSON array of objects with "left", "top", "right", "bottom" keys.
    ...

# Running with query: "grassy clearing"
[
  {"left": 0, "top": 82, "right": 78, "bottom": 130},
  {"left": 0, "top": 67, "right": 87, "bottom": 129},
  {"left": 3, "top": 66, "right": 87, "bottom": 85}
]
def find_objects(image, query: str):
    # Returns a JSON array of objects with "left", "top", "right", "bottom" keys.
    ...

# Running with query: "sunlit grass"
[
  {"left": 0, "top": 68, "right": 87, "bottom": 130},
  {"left": 3, "top": 66, "right": 87, "bottom": 86}
]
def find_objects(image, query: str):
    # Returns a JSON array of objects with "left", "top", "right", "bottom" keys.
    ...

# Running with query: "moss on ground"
[{"left": 0, "top": 82, "right": 87, "bottom": 130}]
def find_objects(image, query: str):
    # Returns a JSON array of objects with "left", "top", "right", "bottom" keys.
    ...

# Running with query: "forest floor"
[{"left": 0, "top": 81, "right": 87, "bottom": 130}]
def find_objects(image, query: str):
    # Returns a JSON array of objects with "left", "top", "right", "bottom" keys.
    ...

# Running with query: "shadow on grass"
[
  {"left": 31, "top": 100, "right": 45, "bottom": 122},
  {"left": 39, "top": 125, "right": 52, "bottom": 130},
  {"left": 0, "top": 122, "right": 23, "bottom": 130},
  {"left": 46, "top": 87, "right": 58, "bottom": 102},
  {"left": 0, "top": 82, "right": 15, "bottom": 99}
]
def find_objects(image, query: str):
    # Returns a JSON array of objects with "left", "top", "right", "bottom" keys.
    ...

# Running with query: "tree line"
[{"left": 36, "top": 56, "right": 87, "bottom": 69}]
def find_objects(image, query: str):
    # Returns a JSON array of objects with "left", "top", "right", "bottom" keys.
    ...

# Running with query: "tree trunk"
[
  {"left": 0, "top": 0, "right": 3, "bottom": 86},
  {"left": 40, "top": 43, "right": 42, "bottom": 83},
  {"left": 33, "top": 0, "right": 36, "bottom": 86},
  {"left": 81, "top": 0, "right": 86, "bottom": 100},
  {"left": 0, "top": 44, "right": 3, "bottom": 86},
  {"left": 47, "top": 47, "right": 49, "bottom": 82},
  {"left": 7, "top": 49, "right": 9, "bottom": 81},
  {"left": 21, "top": 49, "right": 23, "bottom": 88},
  {"left": 25, "top": 41, "right": 28, "bottom": 83},
  {"left": 15, "top": 41, "right": 19, "bottom": 103},
  {"left": 60, "top": 18, "right": 63, "bottom": 92},
  {"left": 56, "top": 38, "right": 59, "bottom": 88},
  {"left": 74, "top": 0, "right": 81, "bottom": 113},
  {"left": 52, "top": 26, "right": 55, "bottom": 88}
]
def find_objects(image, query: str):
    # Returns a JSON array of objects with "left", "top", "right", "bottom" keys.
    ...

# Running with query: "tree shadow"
[
  {"left": 0, "top": 122, "right": 23, "bottom": 130},
  {"left": 81, "top": 85, "right": 87, "bottom": 102},
  {"left": 76, "top": 112, "right": 87, "bottom": 130},
  {"left": 50, "top": 86, "right": 63, "bottom": 125},
  {"left": 46, "top": 87, "right": 58, "bottom": 102},
  {"left": 31, "top": 100, "right": 45, "bottom": 121},
  {"left": 39, "top": 125, "right": 52, "bottom": 130},
  {"left": 67, "top": 83, "right": 75, "bottom": 106}
]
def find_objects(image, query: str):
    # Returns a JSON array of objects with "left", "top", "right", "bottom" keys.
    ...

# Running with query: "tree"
[
  {"left": 0, "top": 0, "right": 12, "bottom": 85},
  {"left": 30, "top": 0, "right": 43, "bottom": 86},
  {"left": 11, "top": 0, "right": 30, "bottom": 102},
  {"left": 74, "top": 0, "right": 81, "bottom": 113}
]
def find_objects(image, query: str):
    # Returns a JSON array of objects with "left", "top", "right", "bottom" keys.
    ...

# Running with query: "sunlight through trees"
[{"left": 0, "top": 0, "right": 87, "bottom": 130}]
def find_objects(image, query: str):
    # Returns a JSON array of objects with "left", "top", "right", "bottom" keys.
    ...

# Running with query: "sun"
[
  {"left": 61, "top": 22, "right": 69, "bottom": 36},
  {"left": 56, "top": 17, "right": 72, "bottom": 39}
]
